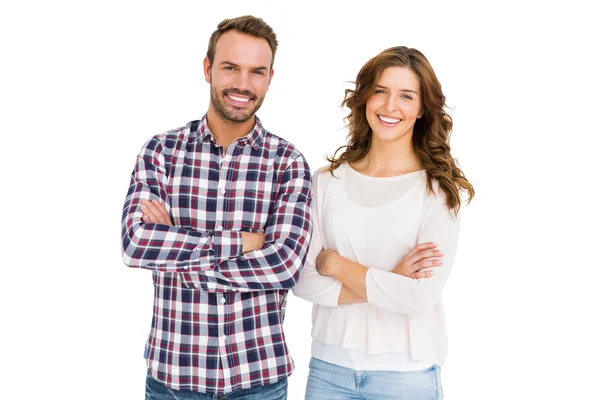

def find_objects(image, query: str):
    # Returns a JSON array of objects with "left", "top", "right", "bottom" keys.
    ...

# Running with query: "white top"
[{"left": 293, "top": 163, "right": 460, "bottom": 368}]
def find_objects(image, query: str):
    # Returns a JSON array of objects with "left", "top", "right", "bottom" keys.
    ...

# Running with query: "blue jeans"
[
  {"left": 145, "top": 372, "right": 287, "bottom": 400},
  {"left": 305, "top": 357, "right": 443, "bottom": 400}
]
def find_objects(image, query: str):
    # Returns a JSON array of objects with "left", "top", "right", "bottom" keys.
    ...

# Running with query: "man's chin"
[
  {"left": 221, "top": 110, "right": 254, "bottom": 123},
  {"left": 211, "top": 95, "right": 260, "bottom": 124},
  {"left": 218, "top": 104, "right": 256, "bottom": 122}
]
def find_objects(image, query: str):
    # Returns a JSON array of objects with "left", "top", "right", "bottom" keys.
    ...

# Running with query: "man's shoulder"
[
  {"left": 151, "top": 120, "right": 200, "bottom": 147},
  {"left": 136, "top": 120, "right": 201, "bottom": 161},
  {"left": 262, "top": 129, "right": 306, "bottom": 163}
]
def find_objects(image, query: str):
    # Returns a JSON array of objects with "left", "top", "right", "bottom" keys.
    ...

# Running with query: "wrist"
[
  {"left": 325, "top": 252, "right": 341, "bottom": 278},
  {"left": 241, "top": 232, "right": 252, "bottom": 253}
]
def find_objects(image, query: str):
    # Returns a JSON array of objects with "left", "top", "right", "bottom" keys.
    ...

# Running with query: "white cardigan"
[{"left": 293, "top": 164, "right": 460, "bottom": 366}]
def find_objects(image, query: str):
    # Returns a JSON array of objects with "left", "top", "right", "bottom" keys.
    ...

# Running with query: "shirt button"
[
  {"left": 220, "top": 335, "right": 226, "bottom": 343},
  {"left": 183, "top": 265, "right": 188, "bottom": 269},
  {"left": 220, "top": 297, "right": 226, "bottom": 304},
  {"left": 216, "top": 225, "right": 223, "bottom": 231},
  {"left": 220, "top": 188, "right": 226, "bottom": 194},
  {"left": 194, "top": 283, "right": 200, "bottom": 288}
]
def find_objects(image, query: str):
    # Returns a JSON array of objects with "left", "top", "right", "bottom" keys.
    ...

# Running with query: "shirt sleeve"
[
  {"left": 365, "top": 188, "right": 461, "bottom": 315},
  {"left": 185, "top": 154, "right": 313, "bottom": 292},
  {"left": 292, "top": 168, "right": 343, "bottom": 306},
  {"left": 120, "top": 137, "right": 243, "bottom": 272}
]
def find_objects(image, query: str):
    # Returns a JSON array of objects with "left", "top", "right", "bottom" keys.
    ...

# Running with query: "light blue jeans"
[{"left": 305, "top": 357, "right": 443, "bottom": 400}]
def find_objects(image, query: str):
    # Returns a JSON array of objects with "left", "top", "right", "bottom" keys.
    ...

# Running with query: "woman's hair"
[
  {"left": 327, "top": 46, "right": 474, "bottom": 214},
  {"left": 206, "top": 15, "right": 278, "bottom": 70}
]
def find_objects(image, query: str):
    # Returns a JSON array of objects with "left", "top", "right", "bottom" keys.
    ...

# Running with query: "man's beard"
[{"left": 210, "top": 86, "right": 265, "bottom": 123}]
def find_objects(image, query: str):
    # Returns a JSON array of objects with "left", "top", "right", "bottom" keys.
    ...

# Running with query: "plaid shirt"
[{"left": 121, "top": 115, "right": 312, "bottom": 394}]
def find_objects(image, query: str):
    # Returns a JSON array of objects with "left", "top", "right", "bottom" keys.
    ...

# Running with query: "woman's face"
[{"left": 365, "top": 66, "right": 423, "bottom": 143}]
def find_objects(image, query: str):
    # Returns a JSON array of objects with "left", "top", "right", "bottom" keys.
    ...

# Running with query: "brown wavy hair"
[
  {"left": 207, "top": 15, "right": 278, "bottom": 70},
  {"left": 327, "top": 46, "right": 474, "bottom": 214}
]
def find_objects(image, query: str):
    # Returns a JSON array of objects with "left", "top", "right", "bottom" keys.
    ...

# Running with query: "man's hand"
[
  {"left": 316, "top": 249, "right": 340, "bottom": 277},
  {"left": 140, "top": 200, "right": 173, "bottom": 226},
  {"left": 241, "top": 232, "right": 265, "bottom": 254},
  {"left": 393, "top": 242, "right": 443, "bottom": 279}
]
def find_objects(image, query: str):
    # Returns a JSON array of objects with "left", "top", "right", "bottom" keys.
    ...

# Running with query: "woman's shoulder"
[
  {"left": 414, "top": 173, "right": 442, "bottom": 203},
  {"left": 421, "top": 175, "right": 460, "bottom": 219},
  {"left": 311, "top": 163, "right": 348, "bottom": 200},
  {"left": 312, "top": 163, "right": 347, "bottom": 184}
]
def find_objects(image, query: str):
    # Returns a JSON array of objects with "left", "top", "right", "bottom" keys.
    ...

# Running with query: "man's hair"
[{"left": 206, "top": 15, "right": 278, "bottom": 70}]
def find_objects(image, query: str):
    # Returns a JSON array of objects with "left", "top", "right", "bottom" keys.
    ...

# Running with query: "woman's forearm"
[
  {"left": 328, "top": 255, "right": 369, "bottom": 300},
  {"left": 338, "top": 284, "right": 367, "bottom": 304}
]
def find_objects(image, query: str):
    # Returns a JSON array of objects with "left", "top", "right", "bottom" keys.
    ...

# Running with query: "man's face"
[{"left": 204, "top": 30, "right": 274, "bottom": 123}]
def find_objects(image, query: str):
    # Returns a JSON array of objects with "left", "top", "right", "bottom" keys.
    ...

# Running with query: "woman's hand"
[
  {"left": 316, "top": 249, "right": 340, "bottom": 277},
  {"left": 393, "top": 242, "right": 443, "bottom": 279}
]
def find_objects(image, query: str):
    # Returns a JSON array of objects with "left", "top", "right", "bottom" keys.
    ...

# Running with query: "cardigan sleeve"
[
  {"left": 293, "top": 168, "right": 343, "bottom": 307},
  {"left": 366, "top": 185, "right": 460, "bottom": 315}
]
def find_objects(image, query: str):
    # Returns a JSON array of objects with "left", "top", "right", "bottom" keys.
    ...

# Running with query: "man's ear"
[
  {"left": 203, "top": 57, "right": 211, "bottom": 83},
  {"left": 268, "top": 68, "right": 274, "bottom": 87}
]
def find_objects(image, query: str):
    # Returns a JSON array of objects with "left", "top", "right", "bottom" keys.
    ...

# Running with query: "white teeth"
[
  {"left": 228, "top": 95, "right": 250, "bottom": 103},
  {"left": 378, "top": 115, "right": 401, "bottom": 123}
]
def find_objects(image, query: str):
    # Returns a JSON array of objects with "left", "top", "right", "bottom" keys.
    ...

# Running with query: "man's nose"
[{"left": 231, "top": 71, "right": 252, "bottom": 93}]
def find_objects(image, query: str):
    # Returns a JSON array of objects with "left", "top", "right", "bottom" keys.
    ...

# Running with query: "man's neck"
[{"left": 206, "top": 108, "right": 256, "bottom": 151}]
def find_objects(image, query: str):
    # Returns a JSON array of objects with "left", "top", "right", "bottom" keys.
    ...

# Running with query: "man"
[{"left": 121, "top": 15, "right": 312, "bottom": 399}]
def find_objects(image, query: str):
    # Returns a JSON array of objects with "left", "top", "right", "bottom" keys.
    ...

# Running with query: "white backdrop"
[{"left": 2, "top": 1, "right": 599, "bottom": 398}]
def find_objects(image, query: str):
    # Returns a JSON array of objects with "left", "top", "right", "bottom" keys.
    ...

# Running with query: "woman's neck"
[{"left": 352, "top": 137, "right": 422, "bottom": 177}]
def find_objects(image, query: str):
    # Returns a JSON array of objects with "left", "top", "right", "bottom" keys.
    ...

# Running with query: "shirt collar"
[{"left": 196, "top": 114, "right": 264, "bottom": 150}]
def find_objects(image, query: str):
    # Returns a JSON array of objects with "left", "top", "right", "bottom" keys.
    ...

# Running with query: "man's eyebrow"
[
  {"left": 220, "top": 61, "right": 268, "bottom": 71},
  {"left": 220, "top": 61, "right": 238, "bottom": 67}
]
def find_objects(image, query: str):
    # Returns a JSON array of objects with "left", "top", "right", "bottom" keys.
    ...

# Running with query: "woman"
[{"left": 293, "top": 46, "right": 474, "bottom": 399}]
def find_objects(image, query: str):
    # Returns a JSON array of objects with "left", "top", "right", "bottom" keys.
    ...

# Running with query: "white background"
[{"left": 2, "top": 0, "right": 599, "bottom": 398}]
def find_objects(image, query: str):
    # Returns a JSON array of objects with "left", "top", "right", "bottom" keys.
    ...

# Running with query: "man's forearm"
[{"left": 241, "top": 231, "right": 265, "bottom": 253}]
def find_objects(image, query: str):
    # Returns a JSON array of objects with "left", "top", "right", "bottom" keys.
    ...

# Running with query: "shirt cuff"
[
  {"left": 365, "top": 268, "right": 385, "bottom": 308},
  {"left": 212, "top": 230, "right": 243, "bottom": 266},
  {"left": 321, "top": 279, "right": 344, "bottom": 307},
  {"left": 190, "top": 232, "right": 213, "bottom": 270}
]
